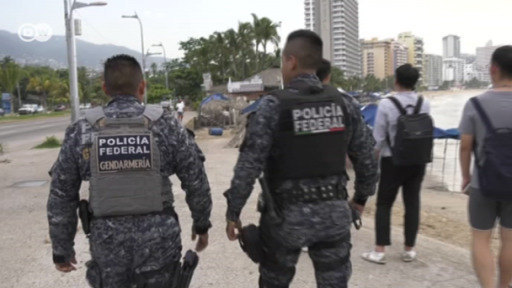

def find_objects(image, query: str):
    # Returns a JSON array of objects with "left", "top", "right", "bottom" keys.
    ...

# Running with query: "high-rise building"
[
  {"left": 443, "top": 58, "right": 465, "bottom": 85},
  {"left": 361, "top": 38, "right": 407, "bottom": 80},
  {"left": 423, "top": 54, "right": 443, "bottom": 89},
  {"left": 392, "top": 41, "right": 409, "bottom": 71},
  {"left": 460, "top": 53, "right": 476, "bottom": 64},
  {"left": 475, "top": 40, "right": 500, "bottom": 82},
  {"left": 443, "top": 35, "right": 461, "bottom": 58},
  {"left": 397, "top": 32, "right": 424, "bottom": 82},
  {"left": 304, "top": 0, "right": 361, "bottom": 77}
]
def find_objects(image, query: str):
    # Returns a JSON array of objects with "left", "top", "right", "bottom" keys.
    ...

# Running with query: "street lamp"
[
  {"left": 151, "top": 43, "right": 169, "bottom": 90},
  {"left": 122, "top": 12, "right": 147, "bottom": 103},
  {"left": 64, "top": 0, "right": 107, "bottom": 122}
]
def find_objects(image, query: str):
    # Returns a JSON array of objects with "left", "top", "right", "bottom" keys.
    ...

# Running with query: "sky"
[{"left": 1, "top": 0, "right": 511, "bottom": 59}]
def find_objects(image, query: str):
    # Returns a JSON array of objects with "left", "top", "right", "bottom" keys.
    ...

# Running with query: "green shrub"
[{"left": 34, "top": 136, "right": 61, "bottom": 149}]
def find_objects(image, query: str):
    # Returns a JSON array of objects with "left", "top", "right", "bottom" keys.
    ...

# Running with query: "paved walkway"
[{"left": 0, "top": 122, "right": 479, "bottom": 287}]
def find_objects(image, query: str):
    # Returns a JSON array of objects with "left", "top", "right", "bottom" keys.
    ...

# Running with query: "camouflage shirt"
[
  {"left": 47, "top": 96, "right": 212, "bottom": 263},
  {"left": 225, "top": 74, "right": 378, "bottom": 221}
]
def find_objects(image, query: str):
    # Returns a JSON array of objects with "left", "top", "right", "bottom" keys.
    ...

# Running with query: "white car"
[
  {"left": 18, "top": 104, "right": 38, "bottom": 115},
  {"left": 36, "top": 106, "right": 46, "bottom": 113}
]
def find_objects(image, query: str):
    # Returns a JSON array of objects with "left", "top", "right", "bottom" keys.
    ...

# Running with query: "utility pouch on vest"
[{"left": 86, "top": 106, "right": 164, "bottom": 217}]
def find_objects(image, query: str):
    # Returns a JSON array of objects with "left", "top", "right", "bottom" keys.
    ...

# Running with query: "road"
[
  {"left": 0, "top": 116, "right": 70, "bottom": 152},
  {"left": 0, "top": 111, "right": 197, "bottom": 153}
]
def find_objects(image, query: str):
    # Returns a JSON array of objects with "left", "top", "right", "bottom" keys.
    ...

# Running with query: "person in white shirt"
[
  {"left": 362, "top": 64, "right": 431, "bottom": 264},
  {"left": 176, "top": 99, "right": 185, "bottom": 122}
]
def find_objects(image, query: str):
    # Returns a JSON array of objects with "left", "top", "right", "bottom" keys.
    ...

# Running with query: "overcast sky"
[{"left": 1, "top": 0, "right": 510, "bottom": 58}]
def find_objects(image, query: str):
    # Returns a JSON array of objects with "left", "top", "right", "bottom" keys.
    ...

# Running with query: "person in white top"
[
  {"left": 362, "top": 64, "right": 431, "bottom": 264},
  {"left": 176, "top": 99, "right": 185, "bottom": 122}
]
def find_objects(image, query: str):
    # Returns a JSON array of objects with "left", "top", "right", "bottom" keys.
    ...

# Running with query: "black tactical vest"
[{"left": 266, "top": 85, "right": 350, "bottom": 186}]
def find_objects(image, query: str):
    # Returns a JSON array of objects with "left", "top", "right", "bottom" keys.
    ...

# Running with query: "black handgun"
[
  {"left": 351, "top": 207, "right": 362, "bottom": 230},
  {"left": 78, "top": 200, "right": 91, "bottom": 235}
]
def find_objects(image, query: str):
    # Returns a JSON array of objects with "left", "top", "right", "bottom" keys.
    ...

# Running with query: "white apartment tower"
[
  {"left": 424, "top": 54, "right": 443, "bottom": 89},
  {"left": 443, "top": 35, "right": 461, "bottom": 58},
  {"left": 305, "top": 0, "right": 361, "bottom": 77}
]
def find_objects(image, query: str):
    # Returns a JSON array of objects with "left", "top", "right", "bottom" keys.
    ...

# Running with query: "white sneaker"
[
  {"left": 402, "top": 250, "right": 417, "bottom": 262},
  {"left": 361, "top": 250, "right": 386, "bottom": 264}
]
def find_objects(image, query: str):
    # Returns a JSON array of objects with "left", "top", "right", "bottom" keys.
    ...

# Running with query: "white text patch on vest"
[
  {"left": 97, "top": 134, "right": 152, "bottom": 172},
  {"left": 292, "top": 103, "right": 345, "bottom": 135}
]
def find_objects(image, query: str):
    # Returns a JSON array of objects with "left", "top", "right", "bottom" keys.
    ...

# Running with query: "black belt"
[{"left": 274, "top": 185, "right": 348, "bottom": 206}]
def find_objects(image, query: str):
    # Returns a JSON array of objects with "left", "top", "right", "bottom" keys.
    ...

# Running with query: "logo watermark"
[{"left": 18, "top": 23, "right": 53, "bottom": 42}]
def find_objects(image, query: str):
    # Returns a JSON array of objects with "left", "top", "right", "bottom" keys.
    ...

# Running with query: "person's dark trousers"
[{"left": 375, "top": 157, "right": 426, "bottom": 247}]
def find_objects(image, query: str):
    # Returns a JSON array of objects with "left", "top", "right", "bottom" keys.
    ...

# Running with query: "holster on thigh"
[
  {"left": 133, "top": 261, "right": 180, "bottom": 288},
  {"left": 86, "top": 260, "right": 103, "bottom": 288}
]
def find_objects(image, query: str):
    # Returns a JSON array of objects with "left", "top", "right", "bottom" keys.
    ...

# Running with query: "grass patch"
[
  {"left": 0, "top": 143, "right": 3, "bottom": 154},
  {"left": 0, "top": 111, "right": 70, "bottom": 123},
  {"left": 34, "top": 136, "right": 61, "bottom": 149}
]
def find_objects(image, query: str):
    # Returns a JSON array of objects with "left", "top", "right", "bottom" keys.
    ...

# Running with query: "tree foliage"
[{"left": 179, "top": 14, "right": 280, "bottom": 84}]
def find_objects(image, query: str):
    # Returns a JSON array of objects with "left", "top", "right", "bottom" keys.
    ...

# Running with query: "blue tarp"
[
  {"left": 200, "top": 93, "right": 229, "bottom": 107},
  {"left": 433, "top": 128, "right": 460, "bottom": 139},
  {"left": 241, "top": 99, "right": 461, "bottom": 140},
  {"left": 361, "top": 103, "right": 460, "bottom": 140},
  {"left": 361, "top": 103, "right": 378, "bottom": 127},
  {"left": 241, "top": 99, "right": 261, "bottom": 115}
]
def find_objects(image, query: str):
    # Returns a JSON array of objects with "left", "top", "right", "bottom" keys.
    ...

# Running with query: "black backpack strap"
[
  {"left": 470, "top": 97, "right": 495, "bottom": 133},
  {"left": 413, "top": 96, "right": 424, "bottom": 114},
  {"left": 387, "top": 97, "right": 407, "bottom": 115}
]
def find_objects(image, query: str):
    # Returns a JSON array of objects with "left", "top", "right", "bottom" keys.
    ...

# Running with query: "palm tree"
[
  {"left": 150, "top": 62, "right": 158, "bottom": 77},
  {"left": 251, "top": 14, "right": 280, "bottom": 72},
  {"left": 237, "top": 22, "right": 255, "bottom": 78},
  {"left": 0, "top": 62, "right": 23, "bottom": 112},
  {"left": 251, "top": 14, "right": 263, "bottom": 58},
  {"left": 259, "top": 17, "right": 280, "bottom": 57},
  {"left": 27, "top": 75, "right": 56, "bottom": 108}
]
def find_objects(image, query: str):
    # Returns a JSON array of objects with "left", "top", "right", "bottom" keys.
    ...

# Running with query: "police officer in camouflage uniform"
[
  {"left": 47, "top": 54, "right": 212, "bottom": 287},
  {"left": 224, "top": 30, "right": 378, "bottom": 288}
]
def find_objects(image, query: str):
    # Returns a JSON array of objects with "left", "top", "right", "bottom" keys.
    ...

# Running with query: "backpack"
[
  {"left": 386, "top": 96, "right": 434, "bottom": 166},
  {"left": 470, "top": 97, "right": 512, "bottom": 200}
]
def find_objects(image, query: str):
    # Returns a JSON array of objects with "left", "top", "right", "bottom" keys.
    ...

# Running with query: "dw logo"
[{"left": 18, "top": 23, "right": 53, "bottom": 42}]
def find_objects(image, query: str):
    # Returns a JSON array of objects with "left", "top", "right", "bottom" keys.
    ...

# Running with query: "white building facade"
[
  {"left": 475, "top": 41, "right": 500, "bottom": 83},
  {"left": 305, "top": 0, "right": 361, "bottom": 77},
  {"left": 443, "top": 35, "right": 461, "bottom": 58},
  {"left": 443, "top": 58, "right": 465, "bottom": 86},
  {"left": 424, "top": 54, "right": 443, "bottom": 89}
]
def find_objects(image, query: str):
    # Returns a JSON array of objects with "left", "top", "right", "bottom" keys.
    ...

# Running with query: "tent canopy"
[
  {"left": 200, "top": 93, "right": 229, "bottom": 107},
  {"left": 241, "top": 99, "right": 262, "bottom": 115},
  {"left": 241, "top": 99, "right": 461, "bottom": 140},
  {"left": 361, "top": 103, "right": 460, "bottom": 140}
]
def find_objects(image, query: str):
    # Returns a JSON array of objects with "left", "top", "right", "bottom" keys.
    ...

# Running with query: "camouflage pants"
[
  {"left": 258, "top": 201, "right": 352, "bottom": 288},
  {"left": 86, "top": 213, "right": 182, "bottom": 288}
]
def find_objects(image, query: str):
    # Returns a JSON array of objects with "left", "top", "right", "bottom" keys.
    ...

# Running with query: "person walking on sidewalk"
[
  {"left": 459, "top": 45, "right": 512, "bottom": 288},
  {"left": 47, "top": 54, "right": 212, "bottom": 287},
  {"left": 224, "top": 30, "right": 378, "bottom": 288},
  {"left": 176, "top": 99, "right": 185, "bottom": 122},
  {"left": 362, "top": 64, "right": 433, "bottom": 264}
]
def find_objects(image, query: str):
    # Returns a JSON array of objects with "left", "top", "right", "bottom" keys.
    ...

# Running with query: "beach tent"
[
  {"left": 361, "top": 103, "right": 378, "bottom": 127},
  {"left": 361, "top": 104, "right": 460, "bottom": 140},
  {"left": 241, "top": 99, "right": 262, "bottom": 115},
  {"left": 200, "top": 93, "right": 229, "bottom": 107}
]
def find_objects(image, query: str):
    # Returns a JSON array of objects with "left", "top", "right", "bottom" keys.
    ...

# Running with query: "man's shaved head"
[
  {"left": 283, "top": 30, "right": 323, "bottom": 70},
  {"left": 103, "top": 54, "right": 143, "bottom": 96}
]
